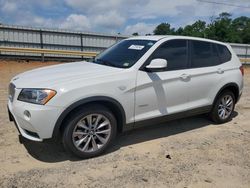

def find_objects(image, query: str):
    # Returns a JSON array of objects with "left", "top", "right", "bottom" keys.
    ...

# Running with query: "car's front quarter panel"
[
  {"left": 8, "top": 62, "right": 138, "bottom": 140},
  {"left": 47, "top": 68, "right": 137, "bottom": 125}
]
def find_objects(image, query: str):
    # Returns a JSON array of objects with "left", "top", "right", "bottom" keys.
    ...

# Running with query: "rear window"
[
  {"left": 216, "top": 44, "right": 232, "bottom": 63},
  {"left": 190, "top": 40, "right": 221, "bottom": 68}
]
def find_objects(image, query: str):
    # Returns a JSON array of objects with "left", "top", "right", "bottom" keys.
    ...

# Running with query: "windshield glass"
[{"left": 93, "top": 39, "right": 156, "bottom": 68}]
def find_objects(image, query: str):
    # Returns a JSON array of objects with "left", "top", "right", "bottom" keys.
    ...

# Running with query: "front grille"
[{"left": 8, "top": 83, "right": 16, "bottom": 102}]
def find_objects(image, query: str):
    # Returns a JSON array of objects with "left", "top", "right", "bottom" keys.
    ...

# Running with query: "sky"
[{"left": 0, "top": 0, "right": 250, "bottom": 35}]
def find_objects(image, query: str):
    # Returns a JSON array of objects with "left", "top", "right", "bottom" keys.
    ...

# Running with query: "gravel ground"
[{"left": 0, "top": 60, "right": 249, "bottom": 188}]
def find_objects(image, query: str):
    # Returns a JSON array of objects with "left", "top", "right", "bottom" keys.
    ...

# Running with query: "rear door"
[{"left": 185, "top": 40, "right": 223, "bottom": 108}]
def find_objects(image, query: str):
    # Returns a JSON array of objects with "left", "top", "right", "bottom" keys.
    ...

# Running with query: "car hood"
[{"left": 11, "top": 61, "right": 125, "bottom": 88}]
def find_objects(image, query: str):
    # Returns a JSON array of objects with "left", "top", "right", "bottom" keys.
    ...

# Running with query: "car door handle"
[
  {"left": 179, "top": 74, "right": 190, "bottom": 80},
  {"left": 217, "top": 68, "right": 224, "bottom": 74}
]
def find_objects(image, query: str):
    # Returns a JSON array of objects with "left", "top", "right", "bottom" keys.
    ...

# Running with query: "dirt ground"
[{"left": 0, "top": 60, "right": 249, "bottom": 188}]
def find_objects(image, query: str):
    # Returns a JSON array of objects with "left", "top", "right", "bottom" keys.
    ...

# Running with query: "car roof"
[
  {"left": 127, "top": 35, "right": 171, "bottom": 41},
  {"left": 127, "top": 35, "right": 228, "bottom": 46}
]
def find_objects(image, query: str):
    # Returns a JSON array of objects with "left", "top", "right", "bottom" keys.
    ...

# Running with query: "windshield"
[{"left": 93, "top": 39, "right": 156, "bottom": 68}]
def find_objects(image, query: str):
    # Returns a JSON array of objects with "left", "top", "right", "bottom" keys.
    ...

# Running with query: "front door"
[{"left": 135, "top": 39, "right": 190, "bottom": 123}]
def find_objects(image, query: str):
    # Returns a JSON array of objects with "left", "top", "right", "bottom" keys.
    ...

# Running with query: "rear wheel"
[
  {"left": 63, "top": 105, "right": 117, "bottom": 158},
  {"left": 210, "top": 90, "right": 235, "bottom": 124}
]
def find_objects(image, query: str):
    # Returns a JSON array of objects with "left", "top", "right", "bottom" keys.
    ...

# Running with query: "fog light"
[{"left": 24, "top": 110, "right": 31, "bottom": 120}]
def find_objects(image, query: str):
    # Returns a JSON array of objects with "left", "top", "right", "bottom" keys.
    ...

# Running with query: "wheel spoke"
[
  {"left": 96, "top": 129, "right": 110, "bottom": 135},
  {"left": 96, "top": 134, "right": 107, "bottom": 144},
  {"left": 91, "top": 137, "right": 98, "bottom": 151},
  {"left": 222, "top": 110, "right": 226, "bottom": 119},
  {"left": 82, "top": 136, "right": 91, "bottom": 151},
  {"left": 97, "top": 120, "right": 109, "bottom": 130},
  {"left": 221, "top": 98, "right": 226, "bottom": 105},
  {"left": 218, "top": 104, "right": 224, "bottom": 109},
  {"left": 75, "top": 135, "right": 88, "bottom": 147},
  {"left": 220, "top": 111, "right": 224, "bottom": 118},
  {"left": 73, "top": 131, "right": 88, "bottom": 138},
  {"left": 218, "top": 109, "right": 223, "bottom": 115},
  {"left": 224, "top": 110, "right": 229, "bottom": 117},
  {"left": 86, "top": 115, "right": 92, "bottom": 126},
  {"left": 77, "top": 121, "right": 89, "bottom": 130},
  {"left": 94, "top": 115, "right": 102, "bottom": 128},
  {"left": 218, "top": 106, "right": 224, "bottom": 112},
  {"left": 227, "top": 100, "right": 232, "bottom": 107}
]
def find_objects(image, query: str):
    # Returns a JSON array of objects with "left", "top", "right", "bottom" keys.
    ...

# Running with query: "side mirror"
[{"left": 145, "top": 58, "right": 167, "bottom": 72}]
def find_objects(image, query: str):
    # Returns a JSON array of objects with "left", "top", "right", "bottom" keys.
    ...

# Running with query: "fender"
[{"left": 52, "top": 96, "right": 126, "bottom": 139}]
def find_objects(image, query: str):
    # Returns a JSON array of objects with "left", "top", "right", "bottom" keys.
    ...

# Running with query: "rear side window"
[
  {"left": 190, "top": 40, "right": 221, "bottom": 68},
  {"left": 150, "top": 39, "right": 188, "bottom": 71},
  {"left": 216, "top": 44, "right": 232, "bottom": 63}
]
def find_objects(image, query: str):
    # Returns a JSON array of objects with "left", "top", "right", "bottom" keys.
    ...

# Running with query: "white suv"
[{"left": 8, "top": 36, "right": 244, "bottom": 158}]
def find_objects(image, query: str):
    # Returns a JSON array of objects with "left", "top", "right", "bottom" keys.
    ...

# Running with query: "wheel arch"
[
  {"left": 213, "top": 83, "right": 240, "bottom": 106},
  {"left": 52, "top": 96, "right": 126, "bottom": 139}
]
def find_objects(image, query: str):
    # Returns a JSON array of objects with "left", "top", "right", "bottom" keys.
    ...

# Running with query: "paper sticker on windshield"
[
  {"left": 128, "top": 45, "right": 145, "bottom": 50},
  {"left": 147, "top": 42, "right": 154, "bottom": 46},
  {"left": 123, "top": 62, "right": 130, "bottom": 67}
]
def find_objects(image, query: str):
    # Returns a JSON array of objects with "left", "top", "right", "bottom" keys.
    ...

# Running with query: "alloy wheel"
[
  {"left": 218, "top": 94, "right": 234, "bottom": 120},
  {"left": 72, "top": 114, "right": 111, "bottom": 152}
]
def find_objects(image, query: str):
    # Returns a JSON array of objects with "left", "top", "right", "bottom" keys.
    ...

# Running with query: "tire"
[
  {"left": 210, "top": 90, "right": 235, "bottom": 124},
  {"left": 62, "top": 104, "right": 117, "bottom": 158}
]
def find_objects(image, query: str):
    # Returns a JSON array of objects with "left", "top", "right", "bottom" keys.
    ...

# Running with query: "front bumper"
[{"left": 8, "top": 95, "right": 64, "bottom": 142}]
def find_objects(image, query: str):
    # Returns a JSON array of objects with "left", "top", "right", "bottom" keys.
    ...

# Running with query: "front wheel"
[
  {"left": 210, "top": 90, "right": 235, "bottom": 124},
  {"left": 62, "top": 105, "right": 117, "bottom": 158}
]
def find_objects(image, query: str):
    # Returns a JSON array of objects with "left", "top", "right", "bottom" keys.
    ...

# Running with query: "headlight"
[{"left": 18, "top": 89, "right": 56, "bottom": 105}]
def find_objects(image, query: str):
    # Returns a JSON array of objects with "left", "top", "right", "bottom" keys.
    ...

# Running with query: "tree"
[
  {"left": 132, "top": 32, "right": 139, "bottom": 36},
  {"left": 231, "top": 16, "right": 250, "bottom": 43},
  {"left": 153, "top": 12, "right": 250, "bottom": 44},
  {"left": 232, "top": 16, "right": 250, "bottom": 31},
  {"left": 182, "top": 20, "right": 207, "bottom": 37},
  {"left": 153, "top": 23, "right": 175, "bottom": 35},
  {"left": 242, "top": 22, "right": 250, "bottom": 44},
  {"left": 175, "top": 27, "right": 184, "bottom": 35},
  {"left": 218, "top": 12, "right": 232, "bottom": 20},
  {"left": 206, "top": 12, "right": 233, "bottom": 42}
]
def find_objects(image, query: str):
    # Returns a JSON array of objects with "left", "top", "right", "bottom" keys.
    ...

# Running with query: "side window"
[
  {"left": 216, "top": 44, "right": 232, "bottom": 63},
  {"left": 151, "top": 40, "right": 188, "bottom": 71},
  {"left": 190, "top": 41, "right": 220, "bottom": 68}
]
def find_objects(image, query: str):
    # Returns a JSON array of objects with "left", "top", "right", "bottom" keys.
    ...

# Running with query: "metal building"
[
  {"left": 0, "top": 24, "right": 128, "bottom": 60},
  {"left": 229, "top": 43, "right": 250, "bottom": 59}
]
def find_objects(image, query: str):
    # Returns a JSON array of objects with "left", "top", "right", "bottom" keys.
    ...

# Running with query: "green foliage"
[
  {"left": 132, "top": 32, "right": 139, "bottom": 36},
  {"left": 153, "top": 12, "right": 250, "bottom": 44},
  {"left": 153, "top": 23, "right": 175, "bottom": 35},
  {"left": 182, "top": 20, "right": 206, "bottom": 37}
]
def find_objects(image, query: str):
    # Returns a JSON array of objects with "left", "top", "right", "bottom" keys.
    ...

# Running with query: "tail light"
[{"left": 239, "top": 65, "right": 244, "bottom": 76}]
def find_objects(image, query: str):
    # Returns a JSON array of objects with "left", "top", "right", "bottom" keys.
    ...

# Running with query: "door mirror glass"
[{"left": 146, "top": 58, "right": 167, "bottom": 72}]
